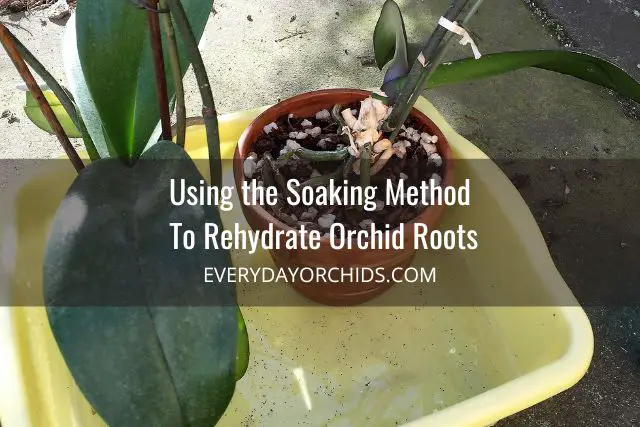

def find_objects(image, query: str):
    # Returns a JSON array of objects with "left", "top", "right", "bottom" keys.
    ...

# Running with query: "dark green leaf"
[
  {"left": 44, "top": 141, "right": 238, "bottom": 427},
  {"left": 373, "top": 0, "right": 409, "bottom": 92},
  {"left": 73, "top": 0, "right": 213, "bottom": 162},
  {"left": 235, "top": 308, "right": 249, "bottom": 381},
  {"left": 63, "top": 14, "right": 114, "bottom": 159},
  {"left": 384, "top": 50, "right": 640, "bottom": 105},
  {"left": 429, "top": 50, "right": 640, "bottom": 103}
]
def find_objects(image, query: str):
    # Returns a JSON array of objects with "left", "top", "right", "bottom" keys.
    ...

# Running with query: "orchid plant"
[
  {"left": 1, "top": 1, "right": 247, "bottom": 426},
  {"left": 299, "top": 0, "right": 640, "bottom": 189},
  {"left": 1, "top": 0, "right": 640, "bottom": 425}
]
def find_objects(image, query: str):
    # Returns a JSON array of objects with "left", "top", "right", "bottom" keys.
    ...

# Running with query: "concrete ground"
[{"left": 1, "top": 0, "right": 639, "bottom": 425}]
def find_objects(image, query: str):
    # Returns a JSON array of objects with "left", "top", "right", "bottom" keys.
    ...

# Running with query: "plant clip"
[{"left": 127, "top": 0, "right": 170, "bottom": 14}]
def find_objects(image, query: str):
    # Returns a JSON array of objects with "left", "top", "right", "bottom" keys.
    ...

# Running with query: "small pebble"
[
  {"left": 295, "top": 131, "right": 308, "bottom": 140},
  {"left": 429, "top": 153, "right": 443, "bottom": 167},
  {"left": 243, "top": 157, "right": 257, "bottom": 178},
  {"left": 318, "top": 138, "right": 330, "bottom": 149},
  {"left": 263, "top": 122, "right": 278, "bottom": 134},
  {"left": 431, "top": 135, "right": 438, "bottom": 143},
  {"left": 286, "top": 140, "right": 301, "bottom": 151},
  {"left": 375, "top": 200, "right": 384, "bottom": 211},
  {"left": 420, "top": 132, "right": 432, "bottom": 142},
  {"left": 306, "top": 126, "right": 322, "bottom": 137},
  {"left": 300, "top": 207, "right": 319, "bottom": 221},
  {"left": 301, "top": 119, "right": 313, "bottom": 128},
  {"left": 399, "top": 172, "right": 408, "bottom": 180},
  {"left": 359, "top": 219, "right": 373, "bottom": 229},
  {"left": 1, "top": 110, "right": 10, "bottom": 118},
  {"left": 392, "top": 141, "right": 407, "bottom": 158},
  {"left": 351, "top": 109, "right": 357, "bottom": 115},
  {"left": 289, "top": 131, "right": 298, "bottom": 139},
  {"left": 410, "top": 133, "right": 421, "bottom": 143},
  {"left": 315, "top": 109, "right": 331, "bottom": 120},
  {"left": 421, "top": 141, "right": 437, "bottom": 155},
  {"left": 318, "top": 214, "right": 336, "bottom": 229}
]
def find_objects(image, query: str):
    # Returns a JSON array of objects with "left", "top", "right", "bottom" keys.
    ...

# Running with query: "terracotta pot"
[{"left": 233, "top": 89, "right": 454, "bottom": 306}]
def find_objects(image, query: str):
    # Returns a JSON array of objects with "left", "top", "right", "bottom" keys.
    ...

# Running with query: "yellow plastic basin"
[{"left": 0, "top": 97, "right": 593, "bottom": 427}]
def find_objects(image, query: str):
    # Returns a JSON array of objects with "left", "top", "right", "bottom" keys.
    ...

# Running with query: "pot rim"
[{"left": 233, "top": 88, "right": 455, "bottom": 242}]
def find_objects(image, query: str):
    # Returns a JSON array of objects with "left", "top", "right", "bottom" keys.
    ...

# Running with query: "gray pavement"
[{"left": 1, "top": 0, "right": 639, "bottom": 426}]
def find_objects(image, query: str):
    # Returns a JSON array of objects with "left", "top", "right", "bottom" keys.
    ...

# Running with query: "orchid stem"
[
  {"left": 159, "top": 0, "right": 186, "bottom": 148},
  {"left": 8, "top": 31, "right": 99, "bottom": 161},
  {"left": 389, "top": 0, "right": 485, "bottom": 141},
  {"left": 385, "top": 0, "right": 471, "bottom": 139},
  {"left": 166, "top": 0, "right": 222, "bottom": 187},
  {"left": 0, "top": 23, "right": 84, "bottom": 172},
  {"left": 147, "top": 0, "right": 173, "bottom": 141}
]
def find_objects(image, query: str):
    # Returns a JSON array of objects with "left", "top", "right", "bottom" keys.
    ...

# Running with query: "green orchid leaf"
[
  {"left": 72, "top": 0, "right": 213, "bottom": 162},
  {"left": 373, "top": 0, "right": 409, "bottom": 102},
  {"left": 63, "top": 13, "right": 113, "bottom": 159},
  {"left": 235, "top": 307, "right": 249, "bottom": 381},
  {"left": 24, "top": 90, "right": 82, "bottom": 138},
  {"left": 429, "top": 50, "right": 640, "bottom": 103},
  {"left": 384, "top": 50, "right": 640, "bottom": 104},
  {"left": 44, "top": 141, "right": 239, "bottom": 426}
]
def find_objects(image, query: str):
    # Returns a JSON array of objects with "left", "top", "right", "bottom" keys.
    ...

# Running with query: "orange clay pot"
[{"left": 233, "top": 89, "right": 454, "bottom": 306}]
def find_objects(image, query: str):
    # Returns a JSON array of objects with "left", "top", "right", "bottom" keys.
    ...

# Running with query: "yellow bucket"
[{"left": 0, "top": 97, "right": 592, "bottom": 426}]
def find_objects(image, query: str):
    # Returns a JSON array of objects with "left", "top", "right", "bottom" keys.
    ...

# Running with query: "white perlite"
[
  {"left": 300, "top": 207, "right": 319, "bottom": 221},
  {"left": 359, "top": 219, "right": 373, "bottom": 229},
  {"left": 315, "top": 109, "right": 331, "bottom": 121},
  {"left": 399, "top": 172, "right": 408, "bottom": 180},
  {"left": 281, "top": 139, "right": 301, "bottom": 156},
  {"left": 318, "top": 214, "right": 336, "bottom": 229},
  {"left": 429, "top": 153, "right": 443, "bottom": 167},
  {"left": 420, "top": 132, "right": 437, "bottom": 144},
  {"left": 243, "top": 157, "right": 257, "bottom": 178},
  {"left": 286, "top": 140, "right": 301, "bottom": 151},
  {"left": 421, "top": 141, "right": 437, "bottom": 155},
  {"left": 318, "top": 138, "right": 329, "bottom": 149},
  {"left": 263, "top": 122, "right": 278, "bottom": 134},
  {"left": 301, "top": 119, "right": 313, "bottom": 128},
  {"left": 289, "top": 131, "right": 308, "bottom": 140},
  {"left": 375, "top": 200, "right": 384, "bottom": 211},
  {"left": 306, "top": 126, "right": 322, "bottom": 137}
]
